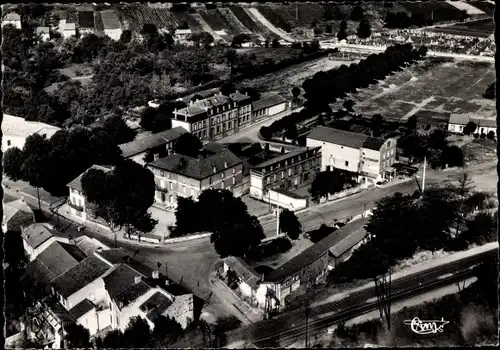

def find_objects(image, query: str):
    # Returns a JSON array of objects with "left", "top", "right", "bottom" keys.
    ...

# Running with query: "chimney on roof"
[
  {"left": 213, "top": 166, "right": 217, "bottom": 173},
  {"left": 134, "top": 276, "right": 142, "bottom": 284},
  {"left": 179, "top": 157, "right": 187, "bottom": 168},
  {"left": 152, "top": 270, "right": 159, "bottom": 279}
]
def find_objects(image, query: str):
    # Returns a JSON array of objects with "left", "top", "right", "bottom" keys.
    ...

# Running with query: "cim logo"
[{"left": 404, "top": 317, "right": 450, "bottom": 335}]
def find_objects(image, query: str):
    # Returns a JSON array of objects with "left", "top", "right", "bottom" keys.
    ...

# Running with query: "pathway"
[
  {"left": 400, "top": 96, "right": 436, "bottom": 121},
  {"left": 246, "top": 7, "right": 296, "bottom": 43}
]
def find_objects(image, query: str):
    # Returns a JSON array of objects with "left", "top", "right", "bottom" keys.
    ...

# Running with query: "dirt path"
[{"left": 247, "top": 7, "right": 296, "bottom": 42}]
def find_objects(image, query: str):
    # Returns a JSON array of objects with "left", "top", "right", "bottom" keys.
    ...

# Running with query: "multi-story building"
[
  {"left": 147, "top": 147, "right": 244, "bottom": 208},
  {"left": 67, "top": 165, "right": 114, "bottom": 220},
  {"left": 306, "top": 126, "right": 397, "bottom": 184},
  {"left": 171, "top": 92, "right": 253, "bottom": 141},
  {"left": 249, "top": 147, "right": 321, "bottom": 201},
  {"left": 119, "top": 127, "right": 188, "bottom": 165}
]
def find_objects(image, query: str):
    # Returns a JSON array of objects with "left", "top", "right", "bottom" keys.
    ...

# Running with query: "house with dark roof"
[
  {"left": 147, "top": 147, "right": 244, "bottom": 209},
  {"left": 119, "top": 127, "right": 188, "bottom": 166},
  {"left": 258, "top": 218, "right": 369, "bottom": 310},
  {"left": 448, "top": 113, "right": 496, "bottom": 137},
  {"left": 306, "top": 126, "right": 397, "bottom": 184},
  {"left": 3, "top": 198, "right": 34, "bottom": 233},
  {"left": 171, "top": 91, "right": 253, "bottom": 141},
  {"left": 21, "top": 223, "right": 58, "bottom": 261},
  {"left": 249, "top": 146, "right": 321, "bottom": 201},
  {"left": 66, "top": 164, "right": 113, "bottom": 221},
  {"left": 78, "top": 11, "right": 95, "bottom": 35},
  {"left": 251, "top": 93, "right": 289, "bottom": 123}
]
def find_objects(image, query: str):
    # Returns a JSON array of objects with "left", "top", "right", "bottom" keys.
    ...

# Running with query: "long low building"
[
  {"left": 1, "top": 114, "right": 61, "bottom": 152},
  {"left": 447, "top": 113, "right": 496, "bottom": 136}
]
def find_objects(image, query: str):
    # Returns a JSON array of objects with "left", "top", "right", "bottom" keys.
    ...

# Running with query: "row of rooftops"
[
  {"left": 448, "top": 113, "right": 496, "bottom": 128},
  {"left": 223, "top": 218, "right": 370, "bottom": 286},
  {"left": 21, "top": 223, "right": 189, "bottom": 320},
  {"left": 307, "top": 126, "right": 388, "bottom": 151}
]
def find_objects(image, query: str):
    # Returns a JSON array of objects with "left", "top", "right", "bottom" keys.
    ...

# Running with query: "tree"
[
  {"left": 122, "top": 316, "right": 151, "bottom": 348},
  {"left": 337, "top": 20, "right": 348, "bottom": 41},
  {"left": 21, "top": 139, "right": 50, "bottom": 210},
  {"left": 271, "top": 38, "right": 281, "bottom": 48},
  {"left": 97, "top": 329, "right": 123, "bottom": 348},
  {"left": 292, "top": 86, "right": 301, "bottom": 100},
  {"left": 220, "top": 81, "right": 236, "bottom": 96},
  {"left": 120, "top": 29, "right": 132, "bottom": 44},
  {"left": 309, "top": 170, "right": 357, "bottom": 202},
  {"left": 405, "top": 115, "right": 418, "bottom": 134},
  {"left": 486, "top": 130, "right": 495, "bottom": 140},
  {"left": 260, "top": 126, "right": 273, "bottom": 140},
  {"left": 350, "top": 6, "right": 365, "bottom": 21},
  {"left": 172, "top": 197, "right": 201, "bottom": 236},
  {"left": 370, "top": 114, "right": 384, "bottom": 136},
  {"left": 150, "top": 315, "right": 184, "bottom": 346},
  {"left": 189, "top": 32, "right": 214, "bottom": 48},
  {"left": 284, "top": 124, "right": 298, "bottom": 140},
  {"left": 463, "top": 121, "right": 477, "bottom": 136},
  {"left": 213, "top": 315, "right": 242, "bottom": 347},
  {"left": 103, "top": 114, "right": 137, "bottom": 145},
  {"left": 428, "top": 129, "right": 447, "bottom": 149},
  {"left": 343, "top": 99, "right": 355, "bottom": 112},
  {"left": 65, "top": 322, "right": 92, "bottom": 348},
  {"left": 459, "top": 212, "right": 497, "bottom": 246},
  {"left": 357, "top": 18, "right": 372, "bottom": 39},
  {"left": 140, "top": 106, "right": 173, "bottom": 134},
  {"left": 231, "top": 33, "right": 251, "bottom": 47},
  {"left": 193, "top": 189, "right": 265, "bottom": 258},
  {"left": 173, "top": 133, "right": 203, "bottom": 158},
  {"left": 3, "top": 147, "right": 25, "bottom": 181},
  {"left": 482, "top": 82, "right": 495, "bottom": 100},
  {"left": 440, "top": 145, "right": 464, "bottom": 168},
  {"left": 279, "top": 209, "right": 302, "bottom": 240}
]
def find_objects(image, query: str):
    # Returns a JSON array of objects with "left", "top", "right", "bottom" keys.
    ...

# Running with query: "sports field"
[{"left": 334, "top": 58, "right": 496, "bottom": 125}]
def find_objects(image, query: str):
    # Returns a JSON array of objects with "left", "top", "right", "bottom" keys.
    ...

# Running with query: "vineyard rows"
[
  {"left": 218, "top": 7, "right": 252, "bottom": 35},
  {"left": 119, "top": 5, "right": 178, "bottom": 32}
]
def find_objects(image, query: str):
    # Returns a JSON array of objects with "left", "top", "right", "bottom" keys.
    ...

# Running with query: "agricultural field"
[
  {"left": 218, "top": 7, "right": 251, "bottom": 35},
  {"left": 169, "top": 11, "right": 204, "bottom": 32},
  {"left": 329, "top": 58, "right": 496, "bottom": 126},
  {"left": 228, "top": 5, "right": 268, "bottom": 35},
  {"left": 117, "top": 4, "right": 178, "bottom": 32},
  {"left": 468, "top": 1, "right": 496, "bottom": 15},
  {"left": 428, "top": 18, "right": 495, "bottom": 38}
]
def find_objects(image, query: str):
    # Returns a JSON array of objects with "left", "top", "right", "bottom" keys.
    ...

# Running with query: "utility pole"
[
  {"left": 422, "top": 156, "right": 427, "bottom": 195},
  {"left": 296, "top": 3, "right": 298, "bottom": 22},
  {"left": 305, "top": 277, "right": 317, "bottom": 348}
]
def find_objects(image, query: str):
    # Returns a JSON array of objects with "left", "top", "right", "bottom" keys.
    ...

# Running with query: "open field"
[
  {"left": 237, "top": 56, "right": 359, "bottom": 99},
  {"left": 333, "top": 58, "right": 496, "bottom": 125},
  {"left": 427, "top": 18, "right": 495, "bottom": 38}
]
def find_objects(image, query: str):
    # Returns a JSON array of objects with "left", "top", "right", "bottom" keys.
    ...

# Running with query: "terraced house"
[
  {"left": 171, "top": 91, "right": 253, "bottom": 141},
  {"left": 147, "top": 145, "right": 244, "bottom": 209},
  {"left": 249, "top": 147, "right": 321, "bottom": 201}
]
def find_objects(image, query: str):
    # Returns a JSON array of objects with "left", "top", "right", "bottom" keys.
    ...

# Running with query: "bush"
[
  {"left": 473, "top": 133, "right": 479, "bottom": 138},
  {"left": 260, "top": 126, "right": 273, "bottom": 140},
  {"left": 487, "top": 131, "right": 496, "bottom": 140}
]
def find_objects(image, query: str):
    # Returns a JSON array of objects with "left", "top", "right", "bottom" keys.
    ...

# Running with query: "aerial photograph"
[{"left": 1, "top": 1, "right": 497, "bottom": 348}]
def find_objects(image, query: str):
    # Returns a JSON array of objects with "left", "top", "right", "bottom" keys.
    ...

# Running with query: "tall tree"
[
  {"left": 3, "top": 147, "right": 25, "bottom": 181},
  {"left": 337, "top": 20, "right": 348, "bottom": 41},
  {"left": 102, "top": 114, "right": 137, "bottom": 145},
  {"left": 279, "top": 209, "right": 302, "bottom": 240},
  {"left": 173, "top": 133, "right": 203, "bottom": 158},
  {"left": 463, "top": 121, "right": 477, "bottom": 136},
  {"left": 357, "top": 18, "right": 372, "bottom": 39},
  {"left": 64, "top": 322, "right": 92, "bottom": 348},
  {"left": 121, "top": 316, "right": 151, "bottom": 348},
  {"left": 21, "top": 135, "right": 50, "bottom": 209},
  {"left": 350, "top": 5, "right": 365, "bottom": 21},
  {"left": 150, "top": 315, "right": 184, "bottom": 346}
]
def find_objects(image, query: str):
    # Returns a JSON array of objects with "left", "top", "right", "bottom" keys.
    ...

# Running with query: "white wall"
[
  {"left": 448, "top": 123, "right": 464, "bottom": 133},
  {"left": 360, "top": 148, "right": 381, "bottom": 178},
  {"left": 69, "top": 189, "right": 87, "bottom": 220},
  {"left": 306, "top": 138, "right": 361, "bottom": 173},
  {"left": 267, "top": 102, "right": 287, "bottom": 116},
  {"left": 2, "top": 135, "right": 26, "bottom": 152},
  {"left": 67, "top": 277, "right": 108, "bottom": 310},
  {"left": 239, "top": 282, "right": 253, "bottom": 298},
  {"left": 267, "top": 189, "right": 307, "bottom": 212},
  {"left": 249, "top": 172, "right": 264, "bottom": 200},
  {"left": 2, "top": 20, "right": 22, "bottom": 29},
  {"left": 171, "top": 119, "right": 192, "bottom": 133},
  {"left": 104, "top": 28, "right": 122, "bottom": 41}
]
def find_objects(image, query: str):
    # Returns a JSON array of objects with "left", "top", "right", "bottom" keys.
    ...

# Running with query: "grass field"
[
  {"left": 428, "top": 18, "right": 495, "bottom": 38},
  {"left": 333, "top": 58, "right": 496, "bottom": 125}
]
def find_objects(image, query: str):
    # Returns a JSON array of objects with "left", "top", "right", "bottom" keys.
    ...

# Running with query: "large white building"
[
  {"left": 448, "top": 113, "right": 497, "bottom": 136},
  {"left": 1, "top": 114, "right": 60, "bottom": 152},
  {"left": 306, "top": 126, "right": 397, "bottom": 184},
  {"left": 2, "top": 12, "right": 21, "bottom": 29}
]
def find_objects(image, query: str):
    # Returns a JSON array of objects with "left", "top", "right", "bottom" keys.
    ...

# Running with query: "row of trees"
[
  {"left": 329, "top": 178, "right": 497, "bottom": 283},
  {"left": 261, "top": 44, "right": 428, "bottom": 139},
  {"left": 174, "top": 189, "right": 265, "bottom": 257}
]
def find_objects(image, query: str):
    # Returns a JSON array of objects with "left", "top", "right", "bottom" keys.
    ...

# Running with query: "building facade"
[
  {"left": 249, "top": 147, "right": 321, "bottom": 201},
  {"left": 147, "top": 148, "right": 244, "bottom": 209},
  {"left": 448, "top": 113, "right": 497, "bottom": 136},
  {"left": 306, "top": 126, "right": 397, "bottom": 184},
  {"left": 251, "top": 94, "right": 289, "bottom": 123},
  {"left": 171, "top": 92, "right": 253, "bottom": 142}
]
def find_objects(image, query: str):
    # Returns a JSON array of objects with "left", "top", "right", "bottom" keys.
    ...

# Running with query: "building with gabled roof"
[
  {"left": 448, "top": 113, "right": 496, "bottom": 136},
  {"left": 2, "top": 198, "right": 34, "bottom": 233},
  {"left": 306, "top": 126, "right": 397, "bottom": 184},
  {"left": 21, "top": 223, "right": 58, "bottom": 261},
  {"left": 2, "top": 12, "right": 21, "bottom": 29},
  {"left": 119, "top": 127, "right": 188, "bottom": 165},
  {"left": 147, "top": 147, "right": 244, "bottom": 209}
]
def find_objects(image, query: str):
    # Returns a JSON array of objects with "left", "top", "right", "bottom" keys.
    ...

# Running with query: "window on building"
[
  {"left": 221, "top": 182, "right": 224, "bottom": 189},
  {"left": 217, "top": 126, "right": 221, "bottom": 134},
  {"left": 7, "top": 140, "right": 11, "bottom": 146},
  {"left": 273, "top": 174, "right": 277, "bottom": 181},
  {"left": 266, "top": 177, "right": 270, "bottom": 184},
  {"left": 209, "top": 177, "right": 212, "bottom": 185},
  {"left": 345, "top": 161, "right": 349, "bottom": 167},
  {"left": 182, "top": 185, "right": 186, "bottom": 194},
  {"left": 288, "top": 168, "right": 292, "bottom": 176},
  {"left": 170, "top": 182, "right": 173, "bottom": 190},
  {"left": 221, "top": 172, "right": 225, "bottom": 179},
  {"left": 281, "top": 171, "right": 284, "bottom": 179}
]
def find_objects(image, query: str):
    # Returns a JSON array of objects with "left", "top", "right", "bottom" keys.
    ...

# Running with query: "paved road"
[{"left": 226, "top": 249, "right": 495, "bottom": 348}]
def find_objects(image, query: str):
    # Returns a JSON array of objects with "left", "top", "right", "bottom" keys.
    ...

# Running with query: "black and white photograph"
[{"left": 0, "top": 1, "right": 497, "bottom": 348}]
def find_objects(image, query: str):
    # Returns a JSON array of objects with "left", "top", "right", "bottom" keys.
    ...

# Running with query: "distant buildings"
[
  {"left": 36, "top": 26, "right": 51, "bottom": 41},
  {"left": 1, "top": 114, "right": 60, "bottom": 152},
  {"left": 119, "top": 127, "right": 188, "bottom": 165},
  {"left": 172, "top": 92, "right": 290, "bottom": 141},
  {"left": 447, "top": 113, "right": 496, "bottom": 136},
  {"left": 174, "top": 28, "right": 193, "bottom": 43},
  {"left": 306, "top": 126, "right": 397, "bottom": 184},
  {"left": 249, "top": 146, "right": 321, "bottom": 202},
  {"left": 2, "top": 12, "right": 21, "bottom": 29},
  {"left": 147, "top": 145, "right": 244, "bottom": 209}
]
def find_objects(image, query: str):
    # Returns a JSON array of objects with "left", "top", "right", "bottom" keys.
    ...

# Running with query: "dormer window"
[
  {"left": 213, "top": 166, "right": 217, "bottom": 173},
  {"left": 224, "top": 161, "right": 228, "bottom": 168}
]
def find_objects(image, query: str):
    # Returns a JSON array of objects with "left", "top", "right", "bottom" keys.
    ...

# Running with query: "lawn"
[{"left": 334, "top": 58, "right": 496, "bottom": 125}]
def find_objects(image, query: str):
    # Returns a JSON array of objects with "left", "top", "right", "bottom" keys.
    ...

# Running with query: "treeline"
[
  {"left": 329, "top": 183, "right": 497, "bottom": 283},
  {"left": 385, "top": 10, "right": 469, "bottom": 29},
  {"left": 260, "top": 44, "right": 428, "bottom": 139}
]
